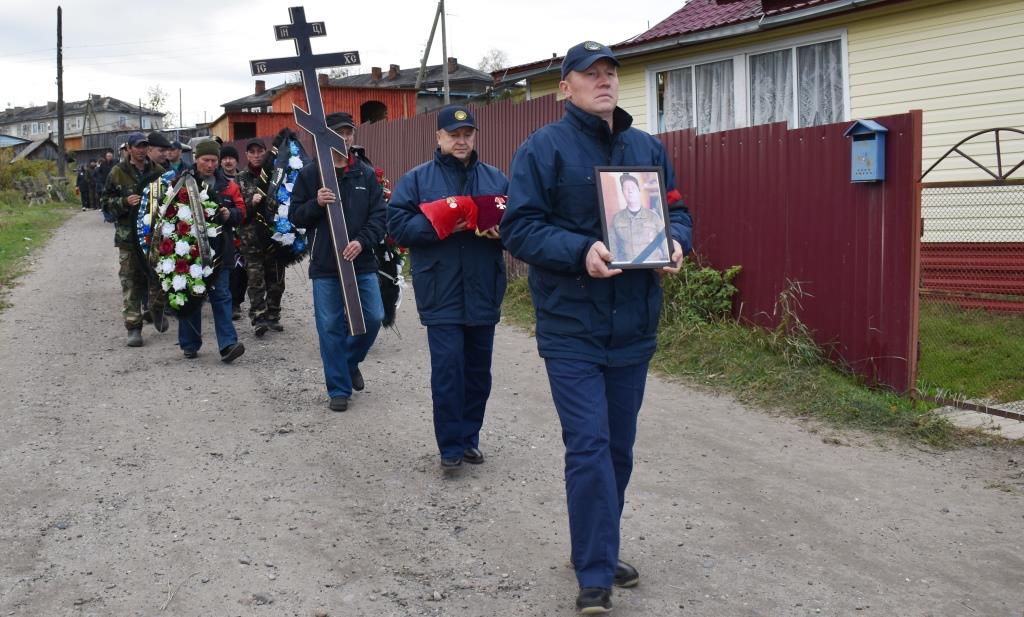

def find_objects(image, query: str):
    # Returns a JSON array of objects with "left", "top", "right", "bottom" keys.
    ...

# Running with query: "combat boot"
[{"left": 126, "top": 328, "right": 143, "bottom": 347}]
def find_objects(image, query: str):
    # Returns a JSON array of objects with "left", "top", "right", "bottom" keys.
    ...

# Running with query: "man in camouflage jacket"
[
  {"left": 235, "top": 138, "right": 287, "bottom": 336},
  {"left": 100, "top": 131, "right": 167, "bottom": 347}
]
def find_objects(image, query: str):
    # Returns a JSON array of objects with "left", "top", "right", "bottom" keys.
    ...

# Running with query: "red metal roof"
[
  {"left": 497, "top": 0, "right": 856, "bottom": 78},
  {"left": 629, "top": 0, "right": 764, "bottom": 44}
]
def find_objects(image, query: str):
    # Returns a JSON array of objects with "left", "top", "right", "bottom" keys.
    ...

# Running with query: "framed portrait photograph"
[{"left": 594, "top": 166, "right": 673, "bottom": 269}]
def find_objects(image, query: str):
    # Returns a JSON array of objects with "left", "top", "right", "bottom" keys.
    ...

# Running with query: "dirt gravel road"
[{"left": 1, "top": 212, "right": 1022, "bottom": 617}]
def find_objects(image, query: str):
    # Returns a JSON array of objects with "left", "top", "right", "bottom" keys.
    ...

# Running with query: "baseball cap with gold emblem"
[
  {"left": 561, "top": 40, "right": 620, "bottom": 79},
  {"left": 437, "top": 104, "right": 477, "bottom": 132}
]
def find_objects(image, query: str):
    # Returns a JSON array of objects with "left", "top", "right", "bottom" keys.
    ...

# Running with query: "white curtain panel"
[
  {"left": 798, "top": 40, "right": 844, "bottom": 127},
  {"left": 749, "top": 48, "right": 793, "bottom": 126},
  {"left": 696, "top": 59, "right": 735, "bottom": 134},
  {"left": 659, "top": 67, "right": 693, "bottom": 132}
]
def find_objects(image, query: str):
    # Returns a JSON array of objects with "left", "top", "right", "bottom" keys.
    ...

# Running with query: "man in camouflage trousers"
[
  {"left": 235, "top": 138, "right": 286, "bottom": 336},
  {"left": 100, "top": 131, "right": 167, "bottom": 347}
]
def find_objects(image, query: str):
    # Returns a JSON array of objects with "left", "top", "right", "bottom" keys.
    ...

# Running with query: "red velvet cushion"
[
  {"left": 419, "top": 195, "right": 476, "bottom": 240},
  {"left": 472, "top": 195, "right": 507, "bottom": 232}
]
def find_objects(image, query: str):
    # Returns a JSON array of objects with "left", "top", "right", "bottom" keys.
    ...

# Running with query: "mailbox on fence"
[{"left": 844, "top": 119, "right": 887, "bottom": 182}]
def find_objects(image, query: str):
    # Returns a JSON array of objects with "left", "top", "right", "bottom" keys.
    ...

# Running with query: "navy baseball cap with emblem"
[
  {"left": 437, "top": 105, "right": 476, "bottom": 132},
  {"left": 126, "top": 132, "right": 148, "bottom": 147},
  {"left": 561, "top": 40, "right": 620, "bottom": 79}
]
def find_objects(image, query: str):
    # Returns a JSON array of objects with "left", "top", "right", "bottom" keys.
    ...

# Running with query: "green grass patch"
[
  {"left": 917, "top": 301, "right": 1024, "bottom": 402},
  {"left": 0, "top": 191, "right": 78, "bottom": 307},
  {"left": 501, "top": 260, "right": 959, "bottom": 448}
]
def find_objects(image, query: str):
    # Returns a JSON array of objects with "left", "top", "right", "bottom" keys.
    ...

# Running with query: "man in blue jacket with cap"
[
  {"left": 502, "top": 41, "right": 693, "bottom": 614},
  {"left": 388, "top": 104, "right": 508, "bottom": 471}
]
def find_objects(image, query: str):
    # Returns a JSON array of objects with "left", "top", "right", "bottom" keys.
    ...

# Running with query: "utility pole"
[
  {"left": 415, "top": 1, "right": 442, "bottom": 92},
  {"left": 178, "top": 87, "right": 183, "bottom": 132},
  {"left": 440, "top": 0, "right": 450, "bottom": 105},
  {"left": 56, "top": 6, "right": 66, "bottom": 176},
  {"left": 138, "top": 98, "right": 144, "bottom": 130}
]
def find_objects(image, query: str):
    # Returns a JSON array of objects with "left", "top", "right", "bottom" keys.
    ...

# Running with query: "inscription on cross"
[{"left": 249, "top": 6, "right": 366, "bottom": 335}]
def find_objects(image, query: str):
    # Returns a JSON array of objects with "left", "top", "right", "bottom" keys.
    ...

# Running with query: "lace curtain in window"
[
  {"left": 696, "top": 60, "right": 734, "bottom": 134},
  {"left": 658, "top": 67, "right": 693, "bottom": 132},
  {"left": 797, "top": 40, "right": 843, "bottom": 127},
  {"left": 749, "top": 49, "right": 793, "bottom": 126}
]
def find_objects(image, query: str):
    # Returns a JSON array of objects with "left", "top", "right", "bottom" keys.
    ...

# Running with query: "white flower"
[
  {"left": 205, "top": 208, "right": 216, "bottom": 220},
  {"left": 172, "top": 275, "right": 187, "bottom": 291},
  {"left": 295, "top": 227, "right": 306, "bottom": 234},
  {"left": 142, "top": 213, "right": 152, "bottom": 226},
  {"left": 199, "top": 189, "right": 209, "bottom": 201},
  {"left": 288, "top": 156, "right": 302, "bottom": 170},
  {"left": 177, "top": 205, "right": 193, "bottom": 223},
  {"left": 192, "top": 283, "right": 206, "bottom": 294},
  {"left": 158, "top": 258, "right": 175, "bottom": 274},
  {"left": 189, "top": 264, "right": 204, "bottom": 279},
  {"left": 207, "top": 226, "right": 220, "bottom": 238},
  {"left": 174, "top": 240, "right": 190, "bottom": 256},
  {"left": 161, "top": 222, "right": 175, "bottom": 237},
  {"left": 159, "top": 204, "right": 167, "bottom": 217},
  {"left": 202, "top": 265, "right": 213, "bottom": 277},
  {"left": 272, "top": 231, "right": 296, "bottom": 246},
  {"left": 277, "top": 204, "right": 289, "bottom": 219},
  {"left": 161, "top": 279, "right": 170, "bottom": 291}
]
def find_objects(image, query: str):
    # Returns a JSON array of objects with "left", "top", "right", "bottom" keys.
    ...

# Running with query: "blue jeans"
[
  {"left": 426, "top": 324, "right": 496, "bottom": 459},
  {"left": 178, "top": 267, "right": 237, "bottom": 354},
  {"left": 312, "top": 273, "right": 384, "bottom": 399},
  {"left": 545, "top": 358, "right": 648, "bottom": 590}
]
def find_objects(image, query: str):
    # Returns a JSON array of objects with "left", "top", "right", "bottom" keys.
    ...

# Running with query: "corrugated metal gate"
[{"left": 918, "top": 128, "right": 1024, "bottom": 418}]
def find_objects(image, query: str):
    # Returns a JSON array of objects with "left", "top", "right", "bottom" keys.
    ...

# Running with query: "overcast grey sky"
[{"left": 2, "top": 0, "right": 683, "bottom": 127}]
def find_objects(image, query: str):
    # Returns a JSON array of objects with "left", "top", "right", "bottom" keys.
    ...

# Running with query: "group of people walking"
[{"left": 97, "top": 41, "right": 692, "bottom": 615}]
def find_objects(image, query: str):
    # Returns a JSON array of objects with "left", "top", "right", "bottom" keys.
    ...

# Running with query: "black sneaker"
[
  {"left": 463, "top": 447, "right": 485, "bottom": 465},
  {"left": 614, "top": 561, "right": 639, "bottom": 588},
  {"left": 267, "top": 320, "right": 284, "bottom": 332},
  {"left": 183, "top": 349, "right": 198, "bottom": 359},
  {"left": 440, "top": 456, "right": 462, "bottom": 469},
  {"left": 219, "top": 342, "right": 245, "bottom": 363},
  {"left": 569, "top": 558, "right": 640, "bottom": 589},
  {"left": 253, "top": 320, "right": 269, "bottom": 337},
  {"left": 576, "top": 588, "right": 612, "bottom": 614},
  {"left": 350, "top": 367, "right": 364, "bottom": 391},
  {"left": 231, "top": 305, "right": 241, "bottom": 321},
  {"left": 329, "top": 396, "right": 349, "bottom": 412}
]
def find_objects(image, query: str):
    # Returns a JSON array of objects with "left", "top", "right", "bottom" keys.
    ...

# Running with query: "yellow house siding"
[
  {"left": 847, "top": 0, "right": 1024, "bottom": 183},
  {"left": 529, "top": 76, "right": 560, "bottom": 100}
]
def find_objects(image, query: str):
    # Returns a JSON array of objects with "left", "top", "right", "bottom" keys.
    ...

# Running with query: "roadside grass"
[
  {"left": 501, "top": 261, "right": 965, "bottom": 448},
  {"left": 917, "top": 301, "right": 1024, "bottom": 402},
  {"left": 0, "top": 191, "right": 78, "bottom": 308}
]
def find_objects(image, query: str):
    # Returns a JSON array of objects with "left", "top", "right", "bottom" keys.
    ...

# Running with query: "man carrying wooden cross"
[{"left": 291, "top": 112, "right": 387, "bottom": 412}]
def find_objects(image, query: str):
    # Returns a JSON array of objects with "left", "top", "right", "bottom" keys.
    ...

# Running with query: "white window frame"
[{"left": 646, "top": 28, "right": 850, "bottom": 133}]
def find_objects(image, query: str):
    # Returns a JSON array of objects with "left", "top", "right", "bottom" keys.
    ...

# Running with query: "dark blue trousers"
[
  {"left": 426, "top": 324, "right": 496, "bottom": 459},
  {"left": 545, "top": 358, "right": 648, "bottom": 590}
]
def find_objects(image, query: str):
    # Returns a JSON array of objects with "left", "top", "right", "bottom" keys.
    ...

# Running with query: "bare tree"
[
  {"left": 477, "top": 49, "right": 509, "bottom": 73},
  {"left": 146, "top": 85, "right": 175, "bottom": 128}
]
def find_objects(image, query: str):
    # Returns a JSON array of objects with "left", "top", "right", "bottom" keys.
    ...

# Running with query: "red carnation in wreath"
[
  {"left": 165, "top": 203, "right": 178, "bottom": 219},
  {"left": 175, "top": 259, "right": 189, "bottom": 274},
  {"left": 189, "top": 244, "right": 200, "bottom": 259},
  {"left": 176, "top": 220, "right": 191, "bottom": 236},
  {"left": 158, "top": 238, "right": 174, "bottom": 256}
]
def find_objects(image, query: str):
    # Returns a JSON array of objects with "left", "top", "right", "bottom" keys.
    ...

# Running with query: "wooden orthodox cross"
[{"left": 250, "top": 6, "right": 366, "bottom": 334}]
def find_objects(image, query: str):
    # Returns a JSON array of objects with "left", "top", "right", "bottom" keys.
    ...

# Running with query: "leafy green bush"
[
  {"left": 661, "top": 256, "right": 741, "bottom": 326},
  {"left": 0, "top": 149, "right": 56, "bottom": 191}
]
